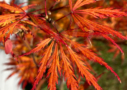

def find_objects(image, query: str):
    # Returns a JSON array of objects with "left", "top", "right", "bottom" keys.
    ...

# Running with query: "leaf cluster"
[{"left": 0, "top": 0, "right": 127, "bottom": 90}]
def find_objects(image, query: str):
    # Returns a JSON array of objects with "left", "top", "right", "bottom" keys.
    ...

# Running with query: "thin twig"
[
  {"left": 60, "top": 76, "right": 65, "bottom": 90},
  {"left": 36, "top": 78, "right": 46, "bottom": 90},
  {"left": 23, "top": 38, "right": 39, "bottom": 69}
]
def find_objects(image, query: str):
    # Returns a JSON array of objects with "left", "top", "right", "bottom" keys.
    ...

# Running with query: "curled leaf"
[{"left": 5, "top": 39, "right": 13, "bottom": 54}]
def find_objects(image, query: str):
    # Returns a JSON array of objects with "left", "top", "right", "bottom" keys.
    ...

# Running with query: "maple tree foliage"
[{"left": 0, "top": 0, "right": 127, "bottom": 90}]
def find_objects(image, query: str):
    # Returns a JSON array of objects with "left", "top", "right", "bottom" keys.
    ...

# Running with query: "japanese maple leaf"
[
  {"left": 0, "top": 1, "right": 37, "bottom": 42},
  {"left": 69, "top": 0, "right": 127, "bottom": 41},
  {"left": 22, "top": 0, "right": 127, "bottom": 90}
]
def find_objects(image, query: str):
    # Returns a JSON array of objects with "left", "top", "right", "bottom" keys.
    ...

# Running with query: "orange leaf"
[
  {"left": 67, "top": 47, "right": 102, "bottom": 90},
  {"left": 0, "top": 21, "right": 19, "bottom": 40},
  {"left": 75, "top": 8, "right": 127, "bottom": 18},
  {"left": 0, "top": 2, "right": 23, "bottom": 13},
  {"left": 47, "top": 44, "right": 60, "bottom": 90},
  {"left": 0, "top": 14, "right": 21, "bottom": 26},
  {"left": 32, "top": 41, "right": 54, "bottom": 90},
  {"left": 69, "top": 0, "right": 73, "bottom": 10},
  {"left": 70, "top": 41, "right": 121, "bottom": 83},
  {"left": 73, "top": 0, "right": 95, "bottom": 11},
  {"left": 60, "top": 45, "right": 78, "bottom": 90},
  {"left": 22, "top": 38, "right": 52, "bottom": 56},
  {"left": 22, "top": 4, "right": 37, "bottom": 11},
  {"left": 73, "top": 14, "right": 127, "bottom": 40}
]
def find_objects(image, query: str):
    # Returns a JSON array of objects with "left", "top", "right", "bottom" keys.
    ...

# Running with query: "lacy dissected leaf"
[
  {"left": 67, "top": 47, "right": 102, "bottom": 90},
  {"left": 69, "top": 0, "right": 127, "bottom": 44},
  {"left": 47, "top": 44, "right": 60, "bottom": 90},
  {"left": 72, "top": 0, "right": 95, "bottom": 10},
  {"left": 75, "top": 8, "right": 127, "bottom": 18},
  {"left": 90, "top": 32, "right": 124, "bottom": 53},
  {"left": 22, "top": 38, "right": 52, "bottom": 56},
  {"left": 21, "top": 20, "right": 37, "bottom": 27},
  {"left": 69, "top": 0, "right": 73, "bottom": 10},
  {"left": 6, "top": 56, "right": 38, "bottom": 88},
  {"left": 70, "top": 41, "right": 121, "bottom": 83},
  {"left": 3, "top": 0, "right": 127, "bottom": 90},
  {"left": 64, "top": 28, "right": 124, "bottom": 54},
  {"left": 0, "top": 14, "right": 21, "bottom": 26},
  {"left": 60, "top": 45, "right": 78, "bottom": 90},
  {"left": 22, "top": 4, "right": 37, "bottom": 11},
  {"left": 0, "top": 2, "right": 23, "bottom": 13},
  {"left": 79, "top": 73, "right": 104, "bottom": 90},
  {"left": 32, "top": 41, "right": 54, "bottom": 90},
  {"left": 0, "top": 21, "right": 19, "bottom": 41},
  {"left": 72, "top": 14, "right": 127, "bottom": 40},
  {"left": 62, "top": 30, "right": 89, "bottom": 37}
]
